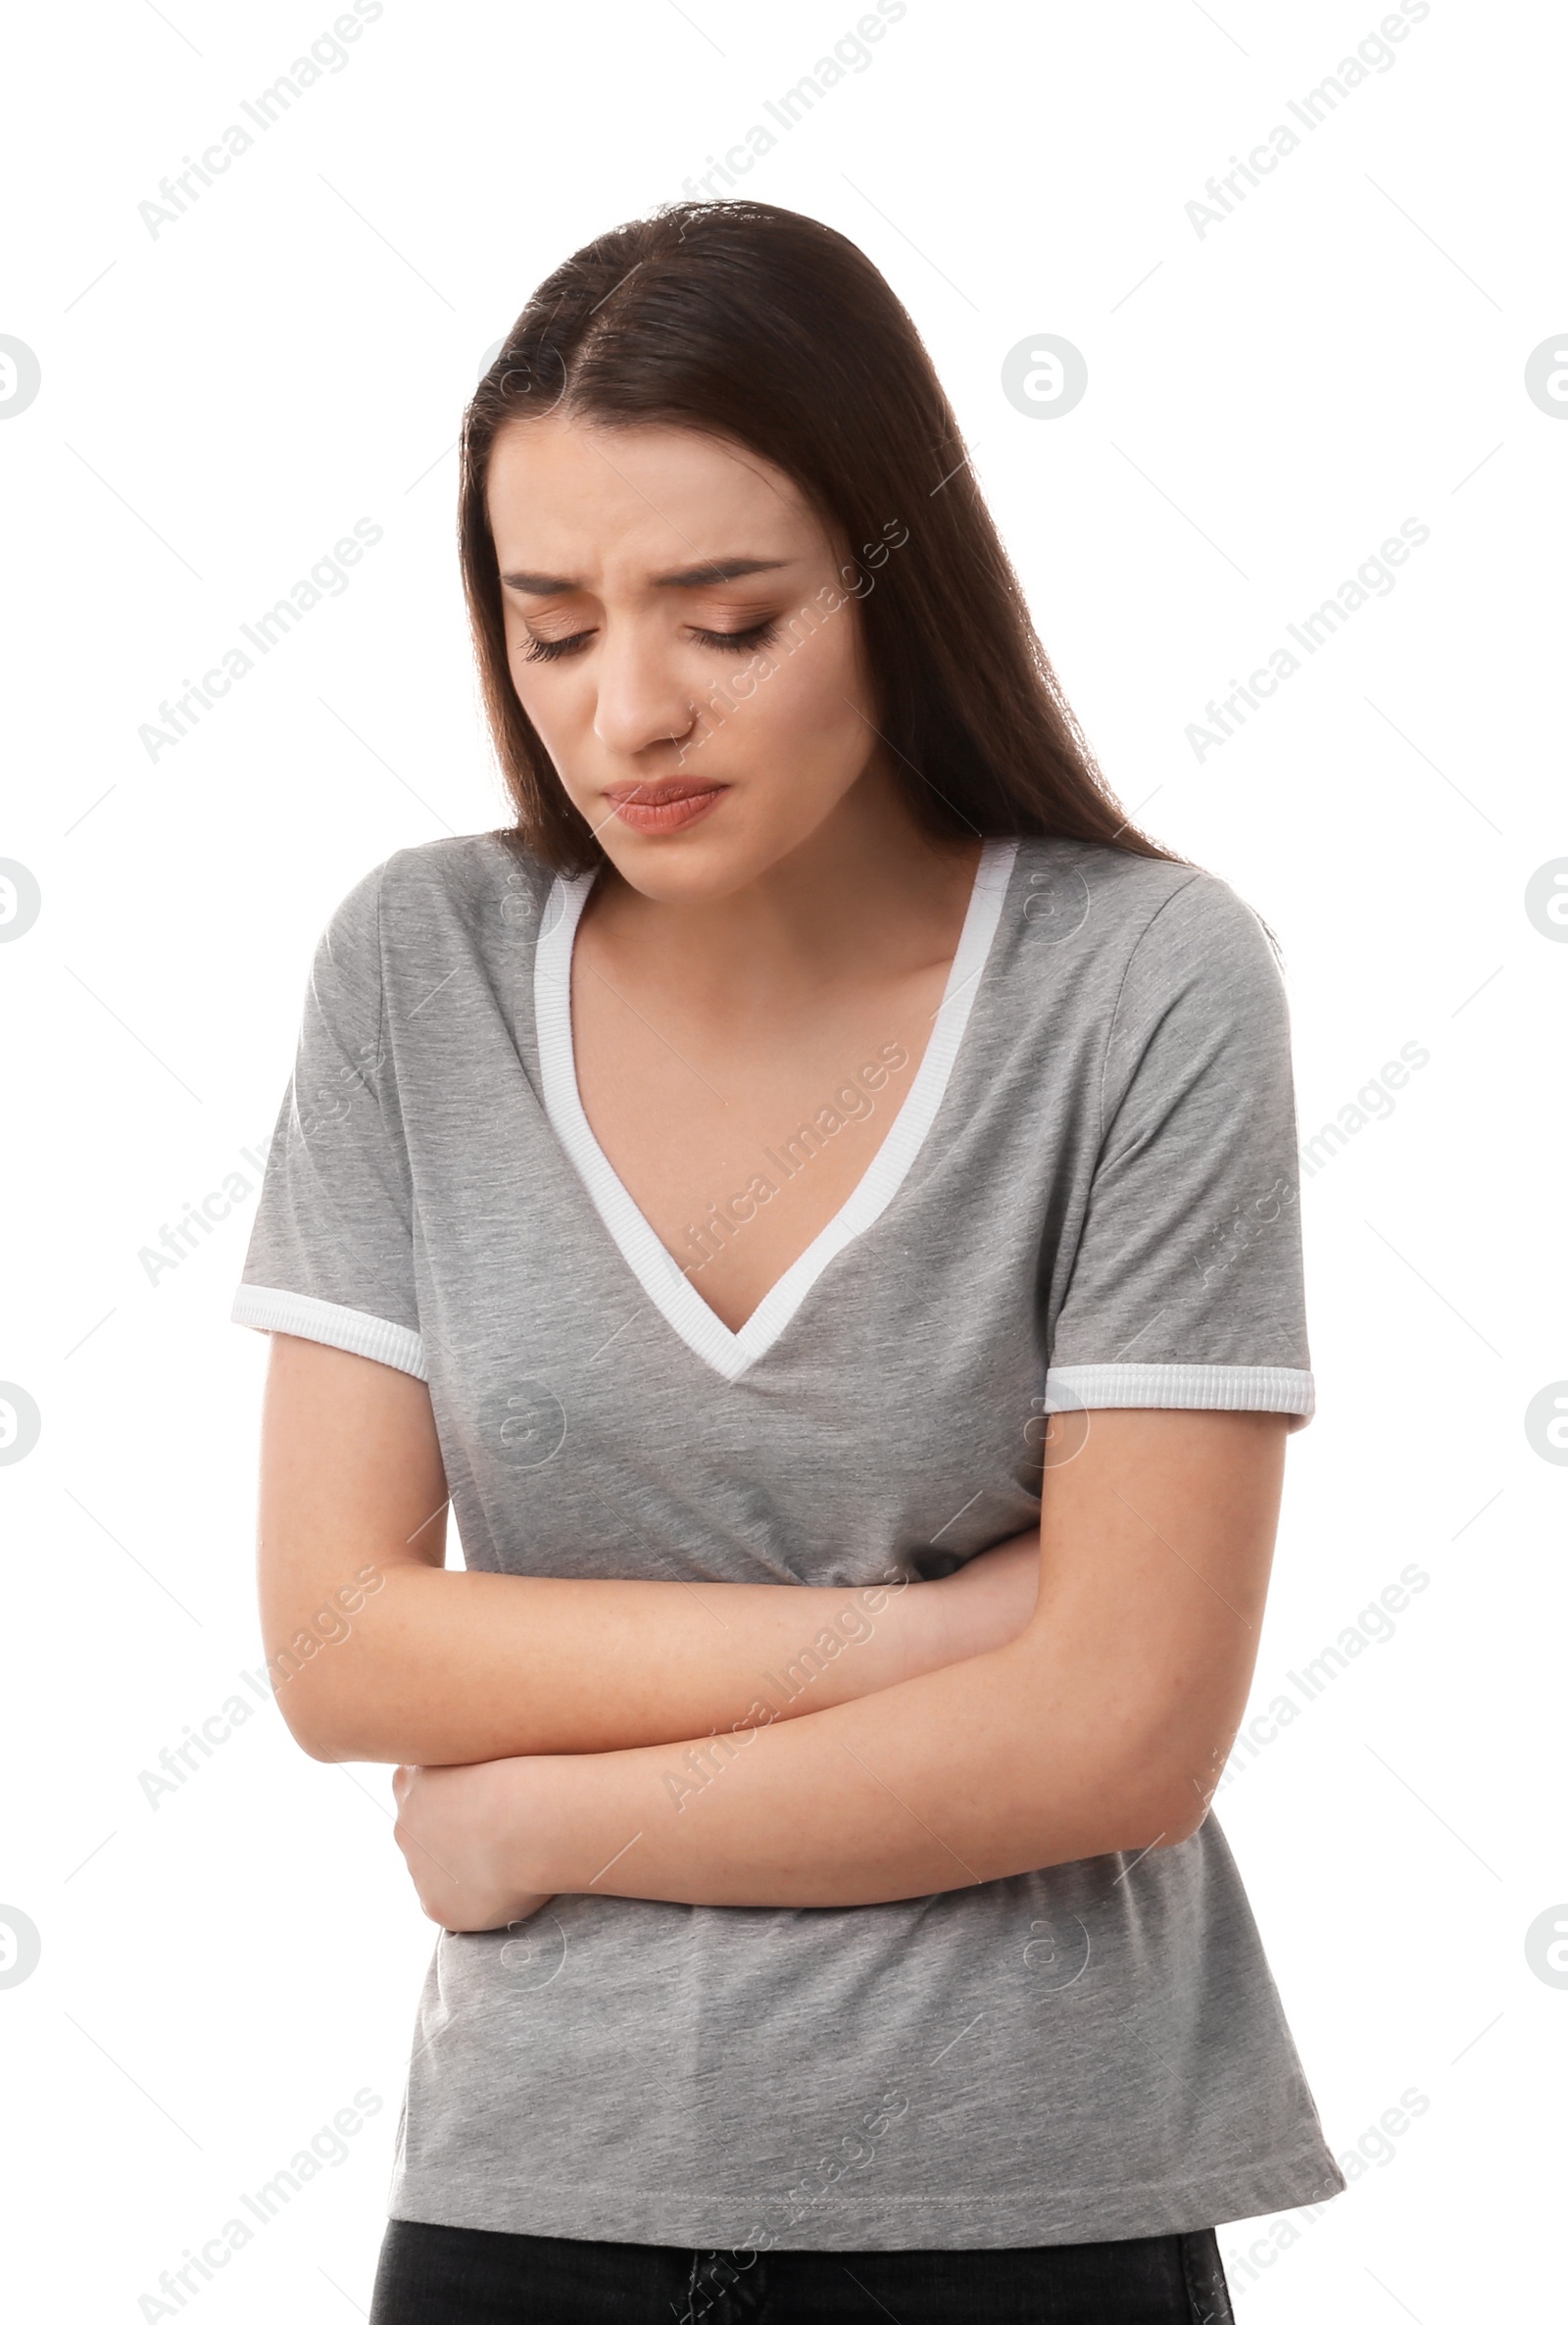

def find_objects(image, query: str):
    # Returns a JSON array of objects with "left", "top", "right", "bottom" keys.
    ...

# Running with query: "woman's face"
[{"left": 486, "top": 415, "right": 890, "bottom": 901}]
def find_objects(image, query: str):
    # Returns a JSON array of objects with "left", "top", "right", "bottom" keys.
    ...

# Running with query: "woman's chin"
[{"left": 596, "top": 817, "right": 785, "bottom": 904}]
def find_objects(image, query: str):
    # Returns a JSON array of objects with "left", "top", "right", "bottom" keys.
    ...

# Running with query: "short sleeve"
[
  {"left": 231, "top": 859, "right": 425, "bottom": 1379},
  {"left": 1044, "top": 873, "right": 1314, "bottom": 1428}
]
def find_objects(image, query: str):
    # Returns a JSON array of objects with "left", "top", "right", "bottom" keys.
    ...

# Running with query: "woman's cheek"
[{"left": 756, "top": 627, "right": 862, "bottom": 760}]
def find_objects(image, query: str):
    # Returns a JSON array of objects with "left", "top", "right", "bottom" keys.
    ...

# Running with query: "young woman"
[{"left": 237, "top": 200, "right": 1343, "bottom": 2323}]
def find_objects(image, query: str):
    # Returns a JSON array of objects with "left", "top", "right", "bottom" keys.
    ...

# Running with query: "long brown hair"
[{"left": 459, "top": 199, "right": 1176, "bottom": 875}]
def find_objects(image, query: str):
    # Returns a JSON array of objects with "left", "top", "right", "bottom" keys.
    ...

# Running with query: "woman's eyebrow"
[
  {"left": 499, "top": 556, "right": 797, "bottom": 595},
  {"left": 650, "top": 556, "right": 796, "bottom": 589}
]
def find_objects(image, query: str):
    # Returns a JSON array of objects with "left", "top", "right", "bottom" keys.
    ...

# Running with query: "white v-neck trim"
[{"left": 534, "top": 838, "right": 1018, "bottom": 1382}]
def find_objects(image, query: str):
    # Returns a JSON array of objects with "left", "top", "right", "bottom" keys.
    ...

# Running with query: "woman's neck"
[{"left": 582, "top": 769, "right": 984, "bottom": 1011}]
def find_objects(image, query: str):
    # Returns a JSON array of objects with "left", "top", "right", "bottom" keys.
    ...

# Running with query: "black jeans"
[{"left": 368, "top": 2218, "right": 1235, "bottom": 2323}]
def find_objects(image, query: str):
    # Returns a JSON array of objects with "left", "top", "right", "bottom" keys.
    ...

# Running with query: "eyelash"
[{"left": 521, "top": 618, "right": 780, "bottom": 665}]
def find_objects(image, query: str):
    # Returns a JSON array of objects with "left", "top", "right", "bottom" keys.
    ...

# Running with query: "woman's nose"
[{"left": 591, "top": 631, "right": 697, "bottom": 757}]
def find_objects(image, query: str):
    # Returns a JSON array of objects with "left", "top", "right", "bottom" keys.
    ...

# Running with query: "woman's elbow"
[
  {"left": 273, "top": 1678, "right": 353, "bottom": 1763},
  {"left": 263, "top": 1634, "right": 371, "bottom": 1763},
  {"left": 1139, "top": 1753, "right": 1218, "bottom": 1850},
  {"left": 1097, "top": 1744, "right": 1214, "bottom": 1857}
]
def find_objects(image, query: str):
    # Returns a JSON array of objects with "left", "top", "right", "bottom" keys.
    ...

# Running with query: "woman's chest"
[{"left": 567, "top": 938, "right": 950, "bottom": 1333}]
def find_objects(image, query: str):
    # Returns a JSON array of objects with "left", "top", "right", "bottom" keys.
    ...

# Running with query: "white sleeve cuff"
[
  {"left": 1044, "top": 1361, "right": 1314, "bottom": 1428},
  {"left": 231, "top": 1285, "right": 427, "bottom": 1381}
]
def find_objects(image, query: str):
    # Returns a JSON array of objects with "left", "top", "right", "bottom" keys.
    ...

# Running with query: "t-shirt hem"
[
  {"left": 1045, "top": 1361, "right": 1315, "bottom": 1430},
  {"left": 385, "top": 2139, "right": 1346, "bottom": 2253},
  {"left": 231, "top": 1284, "right": 427, "bottom": 1380}
]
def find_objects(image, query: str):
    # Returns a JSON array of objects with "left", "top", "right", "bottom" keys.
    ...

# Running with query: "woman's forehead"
[{"left": 486, "top": 417, "right": 822, "bottom": 582}]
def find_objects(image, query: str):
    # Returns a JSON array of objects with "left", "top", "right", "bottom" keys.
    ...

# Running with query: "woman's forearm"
[
  {"left": 533, "top": 1631, "right": 1195, "bottom": 1909},
  {"left": 286, "top": 1538, "right": 1038, "bottom": 1765},
  {"left": 389, "top": 1412, "right": 1282, "bottom": 1925},
  {"left": 393, "top": 1613, "right": 1210, "bottom": 1927}
]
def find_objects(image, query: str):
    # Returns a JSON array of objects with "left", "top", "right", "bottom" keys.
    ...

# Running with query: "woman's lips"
[{"left": 603, "top": 780, "right": 727, "bottom": 835}]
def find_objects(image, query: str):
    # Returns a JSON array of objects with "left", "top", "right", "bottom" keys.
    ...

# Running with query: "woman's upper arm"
[
  {"left": 1019, "top": 875, "right": 1310, "bottom": 1830},
  {"left": 258, "top": 1333, "right": 448, "bottom": 1757},
  {"left": 1024, "top": 1405, "right": 1288, "bottom": 1838}
]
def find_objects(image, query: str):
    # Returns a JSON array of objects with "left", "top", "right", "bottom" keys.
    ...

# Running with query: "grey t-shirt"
[{"left": 234, "top": 829, "right": 1344, "bottom": 2251}]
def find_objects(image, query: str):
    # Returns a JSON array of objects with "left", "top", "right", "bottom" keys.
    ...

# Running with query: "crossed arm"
[{"left": 258, "top": 1334, "right": 1285, "bottom": 1927}]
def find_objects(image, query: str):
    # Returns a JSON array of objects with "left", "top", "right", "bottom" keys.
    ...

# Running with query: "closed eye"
[
  {"left": 520, "top": 617, "right": 780, "bottom": 665},
  {"left": 691, "top": 618, "right": 779, "bottom": 654},
  {"left": 521, "top": 631, "right": 592, "bottom": 663}
]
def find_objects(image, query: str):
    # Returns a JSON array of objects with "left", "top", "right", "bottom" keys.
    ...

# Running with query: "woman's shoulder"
[
  {"left": 1004, "top": 835, "right": 1283, "bottom": 1010},
  {"left": 319, "top": 830, "right": 561, "bottom": 948},
  {"left": 379, "top": 828, "right": 555, "bottom": 913},
  {"left": 1012, "top": 833, "right": 1261, "bottom": 933}
]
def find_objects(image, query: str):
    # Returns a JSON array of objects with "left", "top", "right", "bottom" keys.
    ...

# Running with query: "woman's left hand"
[{"left": 391, "top": 1759, "right": 558, "bottom": 1932}]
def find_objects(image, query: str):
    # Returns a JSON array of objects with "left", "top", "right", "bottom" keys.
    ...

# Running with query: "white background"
[{"left": 3, "top": 1, "right": 1564, "bottom": 2316}]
